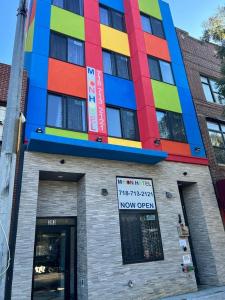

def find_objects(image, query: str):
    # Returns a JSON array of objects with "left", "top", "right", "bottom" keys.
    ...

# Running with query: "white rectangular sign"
[{"left": 117, "top": 177, "right": 156, "bottom": 210}]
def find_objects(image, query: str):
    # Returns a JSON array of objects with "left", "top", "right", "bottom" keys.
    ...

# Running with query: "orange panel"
[
  {"left": 48, "top": 58, "right": 87, "bottom": 98},
  {"left": 144, "top": 33, "right": 171, "bottom": 61},
  {"left": 161, "top": 140, "right": 191, "bottom": 156}
]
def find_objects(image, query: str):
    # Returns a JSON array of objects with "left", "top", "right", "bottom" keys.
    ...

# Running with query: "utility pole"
[{"left": 0, "top": 0, "right": 28, "bottom": 299}]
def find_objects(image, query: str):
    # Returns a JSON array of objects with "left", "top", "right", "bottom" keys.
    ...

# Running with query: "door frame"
[{"left": 32, "top": 217, "right": 77, "bottom": 300}]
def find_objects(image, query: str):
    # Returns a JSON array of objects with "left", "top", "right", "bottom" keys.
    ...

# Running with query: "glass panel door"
[{"left": 33, "top": 229, "right": 69, "bottom": 300}]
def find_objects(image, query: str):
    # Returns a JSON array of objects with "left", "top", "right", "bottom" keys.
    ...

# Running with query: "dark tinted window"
[
  {"left": 107, "top": 107, "right": 139, "bottom": 140},
  {"left": 149, "top": 58, "right": 161, "bottom": 81},
  {"left": 103, "top": 50, "right": 131, "bottom": 80},
  {"left": 47, "top": 93, "right": 87, "bottom": 132},
  {"left": 207, "top": 121, "right": 225, "bottom": 164},
  {"left": 52, "top": 0, "right": 83, "bottom": 15},
  {"left": 148, "top": 57, "right": 174, "bottom": 85},
  {"left": 201, "top": 76, "right": 225, "bottom": 105},
  {"left": 156, "top": 110, "right": 187, "bottom": 142},
  {"left": 151, "top": 17, "right": 165, "bottom": 39},
  {"left": 141, "top": 14, "right": 164, "bottom": 39},
  {"left": 100, "top": 5, "right": 126, "bottom": 32},
  {"left": 50, "top": 32, "right": 84, "bottom": 66},
  {"left": 120, "top": 212, "right": 164, "bottom": 264}
]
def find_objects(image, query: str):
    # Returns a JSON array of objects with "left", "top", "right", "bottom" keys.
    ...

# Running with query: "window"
[
  {"left": 103, "top": 50, "right": 131, "bottom": 80},
  {"left": 141, "top": 14, "right": 165, "bottom": 39},
  {"left": 106, "top": 107, "right": 139, "bottom": 140},
  {"left": 207, "top": 121, "right": 225, "bottom": 164},
  {"left": 120, "top": 211, "right": 164, "bottom": 264},
  {"left": 148, "top": 57, "right": 174, "bottom": 85},
  {"left": 100, "top": 5, "right": 126, "bottom": 32},
  {"left": 156, "top": 110, "right": 187, "bottom": 142},
  {"left": 50, "top": 32, "right": 84, "bottom": 66},
  {"left": 47, "top": 93, "right": 87, "bottom": 132},
  {"left": 201, "top": 76, "right": 225, "bottom": 105},
  {"left": 52, "top": 0, "right": 83, "bottom": 15}
]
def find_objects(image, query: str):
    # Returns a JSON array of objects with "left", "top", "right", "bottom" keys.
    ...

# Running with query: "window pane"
[
  {"left": 209, "top": 79, "right": 219, "bottom": 92},
  {"left": 112, "top": 11, "right": 125, "bottom": 31},
  {"left": 121, "top": 110, "right": 138, "bottom": 140},
  {"left": 209, "top": 131, "right": 224, "bottom": 147},
  {"left": 207, "top": 121, "right": 220, "bottom": 131},
  {"left": 159, "top": 60, "right": 174, "bottom": 85},
  {"left": 116, "top": 54, "right": 130, "bottom": 79},
  {"left": 64, "top": 0, "right": 83, "bottom": 15},
  {"left": 141, "top": 15, "right": 151, "bottom": 33},
  {"left": 100, "top": 6, "right": 110, "bottom": 26},
  {"left": 202, "top": 84, "right": 214, "bottom": 102},
  {"left": 107, "top": 107, "right": 122, "bottom": 137},
  {"left": 68, "top": 38, "right": 84, "bottom": 65},
  {"left": 47, "top": 94, "right": 63, "bottom": 128},
  {"left": 221, "top": 125, "right": 225, "bottom": 133},
  {"left": 149, "top": 58, "right": 161, "bottom": 81},
  {"left": 67, "top": 98, "right": 86, "bottom": 131},
  {"left": 170, "top": 113, "right": 186, "bottom": 142},
  {"left": 200, "top": 76, "right": 208, "bottom": 84},
  {"left": 156, "top": 111, "right": 170, "bottom": 139},
  {"left": 120, "top": 213, "right": 164, "bottom": 264},
  {"left": 214, "top": 147, "right": 225, "bottom": 164},
  {"left": 52, "top": 0, "right": 64, "bottom": 9},
  {"left": 151, "top": 18, "right": 164, "bottom": 38},
  {"left": 50, "top": 33, "right": 67, "bottom": 61},
  {"left": 103, "top": 51, "right": 115, "bottom": 75}
]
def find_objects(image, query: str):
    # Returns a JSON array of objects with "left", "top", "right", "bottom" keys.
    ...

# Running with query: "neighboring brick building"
[
  {"left": 177, "top": 29, "right": 225, "bottom": 225},
  {"left": 0, "top": 63, "right": 27, "bottom": 147}
]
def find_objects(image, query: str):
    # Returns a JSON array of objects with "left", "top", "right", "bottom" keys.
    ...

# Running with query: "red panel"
[
  {"left": 85, "top": 43, "right": 103, "bottom": 69},
  {"left": 48, "top": 58, "right": 87, "bottom": 98},
  {"left": 166, "top": 155, "right": 208, "bottom": 165},
  {"left": 85, "top": 19, "right": 101, "bottom": 46},
  {"left": 124, "top": 0, "right": 161, "bottom": 150},
  {"left": 29, "top": 0, "right": 36, "bottom": 26},
  {"left": 144, "top": 33, "right": 171, "bottom": 61},
  {"left": 84, "top": 0, "right": 100, "bottom": 22},
  {"left": 161, "top": 140, "right": 191, "bottom": 156}
]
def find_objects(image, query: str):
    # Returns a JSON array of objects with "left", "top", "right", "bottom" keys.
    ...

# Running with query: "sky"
[{"left": 0, "top": 0, "right": 224, "bottom": 65}]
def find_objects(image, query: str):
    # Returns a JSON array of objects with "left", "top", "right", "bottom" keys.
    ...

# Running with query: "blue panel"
[
  {"left": 24, "top": 52, "right": 33, "bottom": 75},
  {"left": 35, "top": 0, "right": 51, "bottom": 28},
  {"left": 28, "top": 133, "right": 168, "bottom": 164},
  {"left": 189, "top": 144, "right": 206, "bottom": 158},
  {"left": 26, "top": 85, "right": 47, "bottom": 126},
  {"left": 177, "top": 87, "right": 196, "bottom": 116},
  {"left": 25, "top": 123, "right": 46, "bottom": 141},
  {"left": 160, "top": 0, "right": 206, "bottom": 158},
  {"left": 99, "top": 0, "right": 124, "bottom": 12},
  {"left": 29, "top": 53, "right": 49, "bottom": 89},
  {"left": 33, "top": 26, "right": 50, "bottom": 56},
  {"left": 104, "top": 74, "right": 136, "bottom": 109}
]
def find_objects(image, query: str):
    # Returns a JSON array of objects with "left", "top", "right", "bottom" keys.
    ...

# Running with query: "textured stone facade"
[{"left": 11, "top": 152, "right": 225, "bottom": 300}]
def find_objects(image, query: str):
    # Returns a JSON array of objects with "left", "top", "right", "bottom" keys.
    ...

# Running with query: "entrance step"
[{"left": 160, "top": 286, "right": 225, "bottom": 300}]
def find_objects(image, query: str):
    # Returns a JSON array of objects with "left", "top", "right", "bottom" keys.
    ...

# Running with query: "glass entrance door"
[{"left": 32, "top": 219, "right": 76, "bottom": 300}]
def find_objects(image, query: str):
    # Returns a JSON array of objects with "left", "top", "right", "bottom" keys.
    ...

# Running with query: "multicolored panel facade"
[{"left": 24, "top": 0, "right": 207, "bottom": 165}]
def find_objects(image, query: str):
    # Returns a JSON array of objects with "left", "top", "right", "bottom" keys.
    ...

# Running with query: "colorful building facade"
[{"left": 9, "top": 1, "right": 225, "bottom": 300}]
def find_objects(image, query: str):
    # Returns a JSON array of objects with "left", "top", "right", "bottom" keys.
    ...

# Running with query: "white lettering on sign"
[
  {"left": 116, "top": 177, "right": 156, "bottom": 210},
  {"left": 87, "top": 67, "right": 107, "bottom": 134}
]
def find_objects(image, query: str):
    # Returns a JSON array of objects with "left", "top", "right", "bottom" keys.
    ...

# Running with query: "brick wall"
[
  {"left": 177, "top": 29, "right": 225, "bottom": 184},
  {"left": 0, "top": 63, "right": 27, "bottom": 110}
]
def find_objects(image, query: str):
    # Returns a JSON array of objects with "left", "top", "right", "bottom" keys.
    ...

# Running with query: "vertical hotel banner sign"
[
  {"left": 87, "top": 67, "right": 107, "bottom": 134},
  {"left": 117, "top": 177, "right": 156, "bottom": 210}
]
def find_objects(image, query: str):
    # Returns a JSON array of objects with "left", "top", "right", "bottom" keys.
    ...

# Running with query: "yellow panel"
[
  {"left": 100, "top": 25, "right": 130, "bottom": 56},
  {"left": 108, "top": 137, "right": 142, "bottom": 148}
]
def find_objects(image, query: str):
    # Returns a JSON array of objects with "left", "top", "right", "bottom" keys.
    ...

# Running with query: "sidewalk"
[{"left": 161, "top": 285, "right": 225, "bottom": 300}]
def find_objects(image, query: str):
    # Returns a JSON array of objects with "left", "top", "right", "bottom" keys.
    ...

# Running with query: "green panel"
[
  {"left": 151, "top": 80, "right": 182, "bottom": 113},
  {"left": 138, "top": 0, "right": 162, "bottom": 20},
  {"left": 46, "top": 127, "right": 88, "bottom": 140},
  {"left": 50, "top": 5, "right": 85, "bottom": 40},
  {"left": 25, "top": 19, "right": 35, "bottom": 52}
]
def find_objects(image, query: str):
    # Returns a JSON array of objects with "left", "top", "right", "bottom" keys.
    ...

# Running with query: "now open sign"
[{"left": 116, "top": 177, "right": 156, "bottom": 210}]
